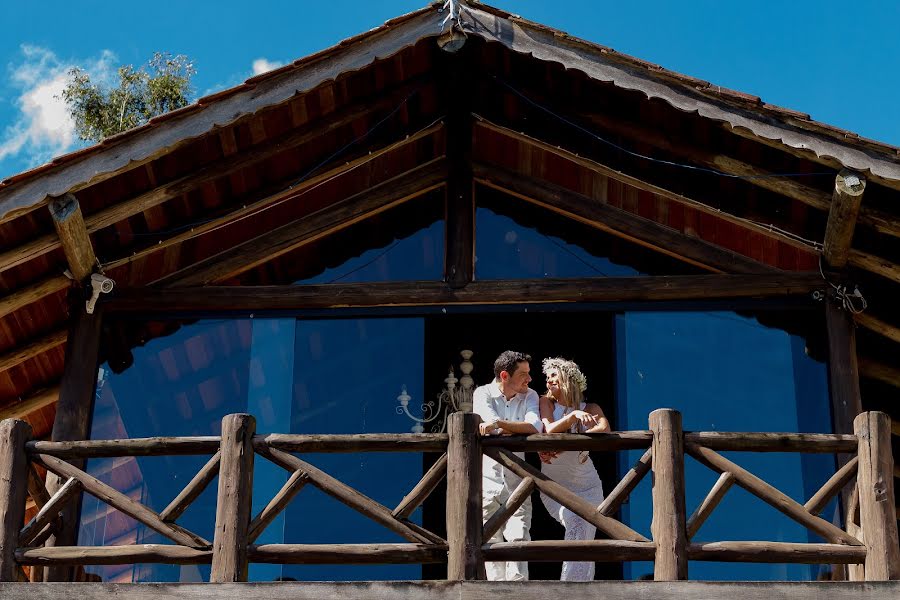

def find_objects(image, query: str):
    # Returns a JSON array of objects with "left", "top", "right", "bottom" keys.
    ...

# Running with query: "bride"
[{"left": 539, "top": 357, "right": 609, "bottom": 581}]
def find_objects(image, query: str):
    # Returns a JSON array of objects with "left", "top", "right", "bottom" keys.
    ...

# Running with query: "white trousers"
[{"left": 482, "top": 481, "right": 532, "bottom": 581}]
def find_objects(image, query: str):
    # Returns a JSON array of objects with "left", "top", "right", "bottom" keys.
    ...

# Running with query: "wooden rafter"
[
  {"left": 0, "top": 328, "right": 66, "bottom": 374},
  {"left": 105, "top": 273, "right": 823, "bottom": 313},
  {"left": 48, "top": 194, "right": 96, "bottom": 283},
  {"left": 573, "top": 109, "right": 900, "bottom": 240},
  {"left": 160, "top": 158, "right": 447, "bottom": 287},
  {"left": 0, "top": 77, "right": 433, "bottom": 276},
  {"left": 0, "top": 386, "right": 59, "bottom": 422},
  {"left": 824, "top": 170, "right": 867, "bottom": 270},
  {"left": 472, "top": 162, "right": 775, "bottom": 274},
  {"left": 96, "top": 122, "right": 444, "bottom": 279},
  {"left": 474, "top": 119, "right": 816, "bottom": 254},
  {"left": 0, "top": 275, "right": 68, "bottom": 320}
]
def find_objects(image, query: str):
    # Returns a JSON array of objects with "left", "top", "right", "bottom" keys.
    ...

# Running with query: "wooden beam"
[
  {"left": 211, "top": 414, "right": 255, "bottom": 582},
  {"left": 482, "top": 477, "right": 534, "bottom": 542},
  {"left": 858, "top": 356, "right": 900, "bottom": 389},
  {"left": 0, "top": 78, "right": 434, "bottom": 275},
  {"left": 248, "top": 543, "right": 447, "bottom": 565},
  {"left": 682, "top": 431, "right": 857, "bottom": 453},
  {"left": 650, "top": 409, "right": 688, "bottom": 580},
  {"left": 848, "top": 249, "right": 900, "bottom": 285},
  {"left": 446, "top": 412, "right": 483, "bottom": 580},
  {"left": 685, "top": 443, "right": 862, "bottom": 546},
  {"left": 856, "top": 311, "right": 900, "bottom": 346},
  {"left": 444, "top": 51, "right": 475, "bottom": 288},
  {"left": 686, "top": 472, "right": 735, "bottom": 540},
  {"left": 106, "top": 272, "right": 823, "bottom": 313},
  {"left": 484, "top": 447, "right": 649, "bottom": 542},
  {"left": 854, "top": 412, "right": 900, "bottom": 580},
  {"left": 161, "top": 158, "right": 447, "bottom": 287},
  {"left": 687, "top": 541, "right": 866, "bottom": 564},
  {"left": 823, "top": 171, "right": 866, "bottom": 270},
  {"left": 0, "top": 419, "right": 31, "bottom": 582},
  {"left": 247, "top": 470, "right": 310, "bottom": 544},
  {"left": 44, "top": 301, "right": 103, "bottom": 582},
  {"left": 0, "top": 275, "right": 68, "bottom": 320},
  {"left": 48, "top": 194, "right": 96, "bottom": 282},
  {"left": 159, "top": 451, "right": 221, "bottom": 523},
  {"left": 18, "top": 477, "right": 81, "bottom": 546},
  {"left": 804, "top": 456, "right": 859, "bottom": 516},
  {"left": 598, "top": 448, "right": 652, "bottom": 517},
  {"left": 392, "top": 452, "right": 448, "bottom": 519},
  {"left": 476, "top": 119, "right": 817, "bottom": 253},
  {"left": 35, "top": 452, "right": 210, "bottom": 549},
  {"left": 2, "top": 580, "right": 900, "bottom": 600},
  {"left": 257, "top": 446, "right": 434, "bottom": 545},
  {"left": 567, "top": 109, "right": 900, "bottom": 239},
  {"left": 826, "top": 300, "right": 863, "bottom": 438},
  {"left": 0, "top": 385, "right": 59, "bottom": 422},
  {"left": 0, "top": 329, "right": 66, "bottom": 374},
  {"left": 16, "top": 545, "right": 212, "bottom": 566},
  {"left": 472, "top": 162, "right": 776, "bottom": 274},
  {"left": 482, "top": 540, "right": 655, "bottom": 562}
]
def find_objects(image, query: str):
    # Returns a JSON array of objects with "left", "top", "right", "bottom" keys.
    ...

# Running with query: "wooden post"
[
  {"left": 853, "top": 412, "right": 900, "bottom": 580},
  {"left": 649, "top": 408, "right": 688, "bottom": 580},
  {"left": 446, "top": 412, "right": 483, "bottom": 580},
  {"left": 0, "top": 419, "right": 31, "bottom": 581},
  {"left": 210, "top": 414, "right": 256, "bottom": 582},
  {"left": 49, "top": 193, "right": 96, "bottom": 283},
  {"left": 44, "top": 299, "right": 103, "bottom": 582},
  {"left": 823, "top": 170, "right": 866, "bottom": 271},
  {"left": 442, "top": 43, "right": 474, "bottom": 289}
]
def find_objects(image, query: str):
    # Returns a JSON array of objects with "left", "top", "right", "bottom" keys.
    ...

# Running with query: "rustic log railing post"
[
  {"left": 853, "top": 411, "right": 900, "bottom": 580},
  {"left": 446, "top": 411, "right": 483, "bottom": 580},
  {"left": 0, "top": 419, "right": 31, "bottom": 582},
  {"left": 210, "top": 413, "right": 256, "bottom": 582},
  {"left": 650, "top": 408, "right": 688, "bottom": 580}
]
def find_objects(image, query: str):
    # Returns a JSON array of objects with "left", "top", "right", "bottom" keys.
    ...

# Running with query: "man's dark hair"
[{"left": 493, "top": 350, "right": 531, "bottom": 379}]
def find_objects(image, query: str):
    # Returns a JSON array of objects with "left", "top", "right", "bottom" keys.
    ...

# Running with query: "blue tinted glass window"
[
  {"left": 82, "top": 317, "right": 426, "bottom": 583},
  {"left": 474, "top": 190, "right": 696, "bottom": 279},
  {"left": 614, "top": 311, "right": 833, "bottom": 581}
]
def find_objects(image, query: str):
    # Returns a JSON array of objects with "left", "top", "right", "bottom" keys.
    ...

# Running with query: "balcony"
[{"left": 0, "top": 410, "right": 897, "bottom": 598}]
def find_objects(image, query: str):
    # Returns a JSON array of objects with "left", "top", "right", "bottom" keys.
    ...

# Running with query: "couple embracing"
[{"left": 473, "top": 350, "right": 608, "bottom": 582}]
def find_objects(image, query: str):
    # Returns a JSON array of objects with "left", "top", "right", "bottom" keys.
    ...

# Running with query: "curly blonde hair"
[{"left": 542, "top": 357, "right": 587, "bottom": 409}]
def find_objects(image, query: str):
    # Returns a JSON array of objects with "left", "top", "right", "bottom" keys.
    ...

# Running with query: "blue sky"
[{"left": 1, "top": 0, "right": 898, "bottom": 180}]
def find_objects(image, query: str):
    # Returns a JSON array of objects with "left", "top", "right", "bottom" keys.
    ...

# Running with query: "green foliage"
[{"left": 60, "top": 52, "right": 196, "bottom": 142}]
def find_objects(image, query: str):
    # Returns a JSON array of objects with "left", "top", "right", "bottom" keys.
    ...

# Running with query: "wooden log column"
[
  {"left": 211, "top": 414, "right": 256, "bottom": 582},
  {"left": 0, "top": 419, "right": 31, "bottom": 581},
  {"left": 446, "top": 412, "right": 483, "bottom": 580},
  {"left": 854, "top": 412, "right": 900, "bottom": 580},
  {"left": 44, "top": 300, "right": 103, "bottom": 582},
  {"left": 649, "top": 409, "right": 688, "bottom": 580},
  {"left": 442, "top": 44, "right": 475, "bottom": 289},
  {"left": 49, "top": 194, "right": 96, "bottom": 283}
]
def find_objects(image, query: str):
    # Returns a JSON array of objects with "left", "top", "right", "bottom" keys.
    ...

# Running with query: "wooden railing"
[{"left": 0, "top": 410, "right": 897, "bottom": 583}]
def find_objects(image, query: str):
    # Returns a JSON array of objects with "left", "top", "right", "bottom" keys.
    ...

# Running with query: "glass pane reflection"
[
  {"left": 614, "top": 311, "right": 833, "bottom": 581},
  {"left": 81, "top": 317, "right": 425, "bottom": 583}
]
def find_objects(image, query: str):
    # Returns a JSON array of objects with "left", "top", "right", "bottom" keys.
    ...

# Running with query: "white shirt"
[{"left": 472, "top": 380, "right": 541, "bottom": 493}]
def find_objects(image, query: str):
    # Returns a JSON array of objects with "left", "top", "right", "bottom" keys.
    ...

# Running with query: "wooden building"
[{"left": 0, "top": 1, "right": 898, "bottom": 595}]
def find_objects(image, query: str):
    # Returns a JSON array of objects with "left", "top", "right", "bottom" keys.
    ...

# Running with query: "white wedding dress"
[{"left": 540, "top": 401, "right": 605, "bottom": 581}]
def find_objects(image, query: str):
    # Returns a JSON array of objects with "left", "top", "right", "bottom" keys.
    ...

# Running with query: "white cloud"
[
  {"left": 251, "top": 58, "right": 283, "bottom": 76},
  {"left": 0, "top": 45, "right": 116, "bottom": 167}
]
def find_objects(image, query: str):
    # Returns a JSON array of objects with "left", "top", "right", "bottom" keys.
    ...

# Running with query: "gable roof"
[
  {"left": 1, "top": 0, "right": 899, "bottom": 443},
  {"left": 2, "top": 1, "right": 899, "bottom": 223}
]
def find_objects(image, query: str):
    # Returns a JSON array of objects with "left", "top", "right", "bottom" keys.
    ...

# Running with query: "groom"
[{"left": 472, "top": 350, "right": 541, "bottom": 581}]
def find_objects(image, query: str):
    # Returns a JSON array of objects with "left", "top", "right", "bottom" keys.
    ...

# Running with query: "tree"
[{"left": 60, "top": 52, "right": 196, "bottom": 142}]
